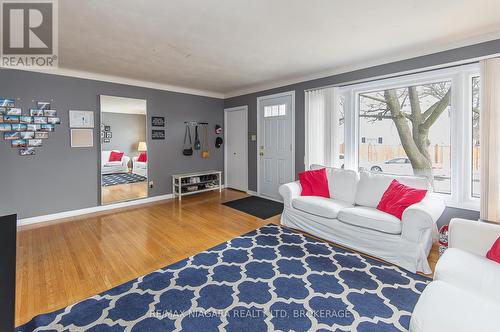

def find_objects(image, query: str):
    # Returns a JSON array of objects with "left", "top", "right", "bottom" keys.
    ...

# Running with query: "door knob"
[{"left": 259, "top": 152, "right": 264, "bottom": 156}]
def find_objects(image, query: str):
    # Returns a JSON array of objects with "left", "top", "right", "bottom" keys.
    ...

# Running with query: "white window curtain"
[
  {"left": 480, "top": 58, "right": 500, "bottom": 223},
  {"left": 305, "top": 87, "right": 340, "bottom": 169}
]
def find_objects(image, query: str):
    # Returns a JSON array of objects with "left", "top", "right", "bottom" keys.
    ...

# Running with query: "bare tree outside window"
[{"left": 356, "top": 81, "right": 452, "bottom": 193}]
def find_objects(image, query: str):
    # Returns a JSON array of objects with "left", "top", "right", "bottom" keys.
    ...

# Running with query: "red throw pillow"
[
  {"left": 377, "top": 179, "right": 427, "bottom": 220},
  {"left": 138, "top": 152, "right": 147, "bottom": 162},
  {"left": 298, "top": 168, "right": 330, "bottom": 198},
  {"left": 486, "top": 237, "right": 500, "bottom": 263},
  {"left": 108, "top": 151, "right": 124, "bottom": 162}
]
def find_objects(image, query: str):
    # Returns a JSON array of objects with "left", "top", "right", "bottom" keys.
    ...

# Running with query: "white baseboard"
[
  {"left": 18, "top": 194, "right": 174, "bottom": 227},
  {"left": 246, "top": 190, "right": 258, "bottom": 196}
]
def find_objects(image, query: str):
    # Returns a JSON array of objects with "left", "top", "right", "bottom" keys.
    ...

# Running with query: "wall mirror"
[{"left": 100, "top": 95, "right": 148, "bottom": 205}]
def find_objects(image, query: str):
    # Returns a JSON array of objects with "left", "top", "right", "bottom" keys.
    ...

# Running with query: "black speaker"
[{"left": 0, "top": 214, "right": 16, "bottom": 331}]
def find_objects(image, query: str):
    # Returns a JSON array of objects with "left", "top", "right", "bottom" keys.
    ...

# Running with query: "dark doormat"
[{"left": 223, "top": 196, "right": 283, "bottom": 219}]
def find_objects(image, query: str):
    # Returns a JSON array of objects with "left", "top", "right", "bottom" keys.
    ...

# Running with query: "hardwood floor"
[
  {"left": 101, "top": 181, "right": 148, "bottom": 205},
  {"left": 16, "top": 189, "right": 437, "bottom": 326}
]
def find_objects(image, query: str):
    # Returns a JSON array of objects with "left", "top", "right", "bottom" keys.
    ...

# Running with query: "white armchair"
[
  {"left": 101, "top": 150, "right": 130, "bottom": 175},
  {"left": 410, "top": 218, "right": 500, "bottom": 332},
  {"left": 132, "top": 156, "right": 147, "bottom": 177}
]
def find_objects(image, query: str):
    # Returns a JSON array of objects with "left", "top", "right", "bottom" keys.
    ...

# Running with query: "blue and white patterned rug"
[
  {"left": 17, "top": 224, "right": 430, "bottom": 331},
  {"left": 102, "top": 173, "right": 147, "bottom": 186}
]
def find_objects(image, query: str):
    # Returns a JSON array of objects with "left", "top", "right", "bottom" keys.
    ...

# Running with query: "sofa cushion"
[
  {"left": 109, "top": 151, "right": 124, "bottom": 162},
  {"left": 355, "top": 170, "right": 429, "bottom": 208},
  {"left": 486, "top": 237, "right": 500, "bottom": 263},
  {"left": 434, "top": 248, "right": 500, "bottom": 305},
  {"left": 298, "top": 168, "right": 330, "bottom": 198},
  {"left": 377, "top": 179, "right": 427, "bottom": 219},
  {"left": 310, "top": 164, "right": 359, "bottom": 204},
  {"left": 292, "top": 196, "right": 352, "bottom": 219},
  {"left": 410, "top": 280, "right": 500, "bottom": 332},
  {"left": 337, "top": 206, "right": 402, "bottom": 234}
]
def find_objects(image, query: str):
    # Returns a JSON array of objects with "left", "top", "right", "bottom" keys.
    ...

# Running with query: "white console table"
[{"left": 172, "top": 170, "right": 222, "bottom": 200}]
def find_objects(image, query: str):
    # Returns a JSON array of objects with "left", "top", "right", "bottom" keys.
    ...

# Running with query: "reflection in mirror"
[{"left": 100, "top": 95, "right": 148, "bottom": 205}]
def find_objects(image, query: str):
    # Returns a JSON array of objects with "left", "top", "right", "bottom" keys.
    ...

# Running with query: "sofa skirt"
[{"left": 281, "top": 206, "right": 434, "bottom": 274}]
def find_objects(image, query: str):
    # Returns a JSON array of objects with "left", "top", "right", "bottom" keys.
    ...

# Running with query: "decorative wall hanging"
[
  {"left": 152, "top": 129, "right": 165, "bottom": 140},
  {"left": 69, "top": 110, "right": 94, "bottom": 128},
  {"left": 151, "top": 116, "right": 165, "bottom": 127},
  {"left": 0, "top": 99, "right": 61, "bottom": 156},
  {"left": 100, "top": 124, "right": 112, "bottom": 143},
  {"left": 71, "top": 129, "right": 94, "bottom": 148}
]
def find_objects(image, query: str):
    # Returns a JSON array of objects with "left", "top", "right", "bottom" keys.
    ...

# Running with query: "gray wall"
[
  {"left": 0, "top": 69, "right": 223, "bottom": 219},
  {"left": 224, "top": 39, "right": 500, "bottom": 192},
  {"left": 101, "top": 112, "right": 146, "bottom": 159}
]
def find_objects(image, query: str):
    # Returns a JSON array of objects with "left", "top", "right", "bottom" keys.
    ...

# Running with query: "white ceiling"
[
  {"left": 100, "top": 95, "right": 147, "bottom": 115},
  {"left": 59, "top": 0, "right": 500, "bottom": 97}
]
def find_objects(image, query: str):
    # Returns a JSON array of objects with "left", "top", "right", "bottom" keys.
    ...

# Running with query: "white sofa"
[
  {"left": 101, "top": 150, "right": 130, "bottom": 175},
  {"left": 132, "top": 156, "right": 147, "bottom": 177},
  {"left": 410, "top": 218, "right": 500, "bottom": 332},
  {"left": 279, "top": 165, "right": 445, "bottom": 273}
]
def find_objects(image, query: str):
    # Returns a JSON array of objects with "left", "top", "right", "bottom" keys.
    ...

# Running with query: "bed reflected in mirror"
[{"left": 100, "top": 95, "right": 148, "bottom": 205}]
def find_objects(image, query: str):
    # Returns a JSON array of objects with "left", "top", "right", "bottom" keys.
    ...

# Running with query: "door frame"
[
  {"left": 256, "top": 90, "right": 295, "bottom": 199},
  {"left": 224, "top": 105, "right": 249, "bottom": 192}
]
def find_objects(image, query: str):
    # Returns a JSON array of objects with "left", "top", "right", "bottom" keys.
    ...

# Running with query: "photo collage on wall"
[{"left": 0, "top": 99, "right": 61, "bottom": 156}]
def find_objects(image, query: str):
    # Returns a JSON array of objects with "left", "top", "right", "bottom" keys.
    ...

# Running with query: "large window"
[
  {"left": 358, "top": 81, "right": 452, "bottom": 194},
  {"left": 336, "top": 64, "right": 480, "bottom": 209}
]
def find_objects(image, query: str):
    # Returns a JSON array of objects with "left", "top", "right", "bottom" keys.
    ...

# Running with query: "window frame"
[{"left": 339, "top": 64, "right": 480, "bottom": 210}]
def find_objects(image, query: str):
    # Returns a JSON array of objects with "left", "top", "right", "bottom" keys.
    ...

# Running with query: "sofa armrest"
[
  {"left": 279, "top": 181, "right": 301, "bottom": 207},
  {"left": 449, "top": 218, "right": 500, "bottom": 256},
  {"left": 401, "top": 193, "right": 445, "bottom": 243}
]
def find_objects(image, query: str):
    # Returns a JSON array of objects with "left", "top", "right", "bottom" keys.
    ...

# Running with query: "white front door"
[
  {"left": 258, "top": 92, "right": 294, "bottom": 200},
  {"left": 225, "top": 107, "right": 248, "bottom": 191}
]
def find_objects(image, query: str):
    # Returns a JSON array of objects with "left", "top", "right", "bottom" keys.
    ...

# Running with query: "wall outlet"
[
  {"left": 250, "top": 134, "right": 256, "bottom": 141},
  {"left": 149, "top": 181, "right": 154, "bottom": 188}
]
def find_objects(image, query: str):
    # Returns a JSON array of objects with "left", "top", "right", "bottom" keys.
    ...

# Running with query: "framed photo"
[
  {"left": 152, "top": 129, "right": 165, "bottom": 140},
  {"left": 4, "top": 132, "right": 20, "bottom": 140},
  {"left": 44, "top": 110, "right": 57, "bottom": 117},
  {"left": 40, "top": 124, "right": 54, "bottom": 132},
  {"left": 151, "top": 116, "right": 165, "bottom": 127},
  {"left": 47, "top": 117, "right": 60, "bottom": 124},
  {"left": 69, "top": 110, "right": 94, "bottom": 128},
  {"left": 103, "top": 138, "right": 110, "bottom": 143},
  {"left": 11, "top": 139, "right": 27, "bottom": 148},
  {"left": 33, "top": 116, "right": 48, "bottom": 124},
  {"left": 27, "top": 124, "right": 41, "bottom": 131},
  {"left": 30, "top": 109, "right": 44, "bottom": 117},
  {"left": 28, "top": 139, "right": 42, "bottom": 147},
  {"left": 34, "top": 132, "right": 49, "bottom": 139},
  {"left": 11, "top": 123, "right": 27, "bottom": 131},
  {"left": 105, "top": 132, "right": 112, "bottom": 138},
  {"left": 19, "top": 147, "right": 36, "bottom": 156},
  {"left": 70, "top": 129, "right": 93, "bottom": 147},
  {"left": 37, "top": 102, "right": 51, "bottom": 110},
  {"left": 20, "top": 132, "right": 34, "bottom": 139},
  {"left": 104, "top": 125, "right": 110, "bottom": 131},
  {"left": 4, "top": 115, "right": 19, "bottom": 123},
  {"left": 20, "top": 116, "right": 33, "bottom": 124},
  {"left": 0, "top": 123, "right": 11, "bottom": 131},
  {"left": 6, "top": 108, "right": 21, "bottom": 116},
  {"left": 100, "top": 132, "right": 104, "bottom": 138},
  {"left": 0, "top": 99, "right": 15, "bottom": 108}
]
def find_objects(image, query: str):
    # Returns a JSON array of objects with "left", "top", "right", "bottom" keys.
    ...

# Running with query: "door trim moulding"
[{"left": 224, "top": 105, "right": 249, "bottom": 192}]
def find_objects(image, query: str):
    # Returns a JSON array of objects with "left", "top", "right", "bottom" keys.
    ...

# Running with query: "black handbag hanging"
[
  {"left": 182, "top": 125, "right": 193, "bottom": 156},
  {"left": 194, "top": 125, "right": 201, "bottom": 150}
]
